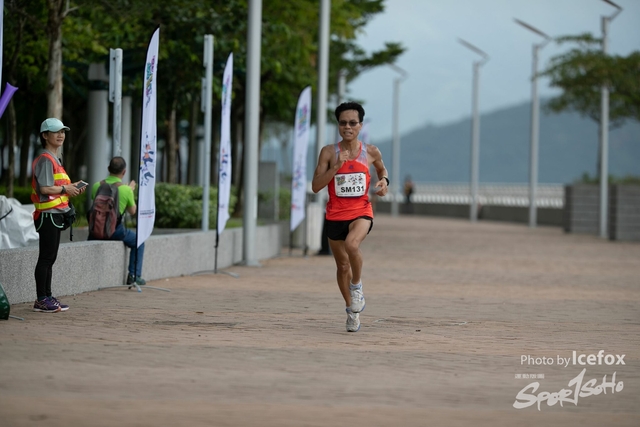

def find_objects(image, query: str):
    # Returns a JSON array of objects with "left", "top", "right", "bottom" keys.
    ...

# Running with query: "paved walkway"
[{"left": 1, "top": 215, "right": 639, "bottom": 426}]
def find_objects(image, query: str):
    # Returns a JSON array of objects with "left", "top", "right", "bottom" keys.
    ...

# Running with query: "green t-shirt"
[{"left": 91, "top": 176, "right": 135, "bottom": 216}]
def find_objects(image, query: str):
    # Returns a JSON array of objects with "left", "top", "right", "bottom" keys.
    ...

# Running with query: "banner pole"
[
  {"left": 303, "top": 198, "right": 308, "bottom": 257},
  {"left": 215, "top": 182, "right": 220, "bottom": 273},
  {"left": 214, "top": 244, "right": 219, "bottom": 274},
  {"left": 194, "top": 51, "right": 237, "bottom": 279},
  {"left": 133, "top": 139, "right": 141, "bottom": 286},
  {"left": 97, "top": 27, "right": 170, "bottom": 293}
]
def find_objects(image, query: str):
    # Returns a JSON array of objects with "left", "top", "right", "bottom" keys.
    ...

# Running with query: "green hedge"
[
  {"left": 279, "top": 187, "right": 291, "bottom": 220},
  {"left": 0, "top": 186, "right": 33, "bottom": 204},
  {"left": 257, "top": 187, "right": 292, "bottom": 221},
  {"left": 577, "top": 173, "right": 640, "bottom": 185},
  {"left": 154, "top": 183, "right": 238, "bottom": 229}
]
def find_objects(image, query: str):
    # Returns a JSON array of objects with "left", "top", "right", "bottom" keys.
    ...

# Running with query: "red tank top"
[{"left": 326, "top": 141, "right": 373, "bottom": 221}]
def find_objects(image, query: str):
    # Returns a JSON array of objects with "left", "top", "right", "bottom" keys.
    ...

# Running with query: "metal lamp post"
[
  {"left": 599, "top": 0, "right": 622, "bottom": 238},
  {"left": 109, "top": 48, "right": 123, "bottom": 158},
  {"left": 243, "top": 0, "right": 263, "bottom": 266},
  {"left": 389, "top": 64, "right": 407, "bottom": 218},
  {"left": 313, "top": 0, "right": 331, "bottom": 221},
  {"left": 316, "top": 0, "right": 331, "bottom": 167},
  {"left": 514, "top": 19, "right": 551, "bottom": 228},
  {"left": 458, "top": 39, "right": 489, "bottom": 223},
  {"left": 201, "top": 35, "right": 214, "bottom": 231}
]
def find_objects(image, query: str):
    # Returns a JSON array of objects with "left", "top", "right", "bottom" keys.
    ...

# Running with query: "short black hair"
[
  {"left": 39, "top": 133, "right": 47, "bottom": 148},
  {"left": 335, "top": 102, "right": 365, "bottom": 123},
  {"left": 108, "top": 157, "right": 127, "bottom": 175}
]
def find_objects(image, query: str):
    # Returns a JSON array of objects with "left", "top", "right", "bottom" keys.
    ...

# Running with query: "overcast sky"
[{"left": 346, "top": 0, "right": 640, "bottom": 143}]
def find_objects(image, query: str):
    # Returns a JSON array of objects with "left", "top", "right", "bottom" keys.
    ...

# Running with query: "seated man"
[{"left": 89, "top": 157, "right": 146, "bottom": 285}]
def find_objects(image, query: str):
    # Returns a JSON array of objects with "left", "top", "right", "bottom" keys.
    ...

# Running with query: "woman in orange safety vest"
[{"left": 31, "top": 118, "right": 87, "bottom": 313}]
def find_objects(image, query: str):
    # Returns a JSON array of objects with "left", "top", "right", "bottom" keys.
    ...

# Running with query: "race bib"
[{"left": 334, "top": 172, "right": 366, "bottom": 197}]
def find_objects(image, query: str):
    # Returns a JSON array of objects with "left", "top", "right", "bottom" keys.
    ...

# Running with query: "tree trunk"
[
  {"left": 4, "top": 10, "right": 27, "bottom": 189},
  {"left": 259, "top": 109, "right": 266, "bottom": 155},
  {"left": 187, "top": 94, "right": 200, "bottom": 185},
  {"left": 232, "top": 109, "right": 244, "bottom": 217},
  {"left": 19, "top": 102, "right": 35, "bottom": 187},
  {"left": 7, "top": 100, "right": 18, "bottom": 198},
  {"left": 0, "top": 134, "right": 4, "bottom": 185},
  {"left": 211, "top": 104, "right": 221, "bottom": 186},
  {"left": 232, "top": 107, "right": 243, "bottom": 188},
  {"left": 166, "top": 101, "right": 178, "bottom": 183},
  {"left": 46, "top": 0, "right": 65, "bottom": 119}
]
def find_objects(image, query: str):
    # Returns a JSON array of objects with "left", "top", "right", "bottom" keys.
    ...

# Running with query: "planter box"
[
  {"left": 609, "top": 185, "right": 640, "bottom": 241},
  {"left": 563, "top": 184, "right": 599, "bottom": 235},
  {"left": 564, "top": 184, "right": 640, "bottom": 241}
]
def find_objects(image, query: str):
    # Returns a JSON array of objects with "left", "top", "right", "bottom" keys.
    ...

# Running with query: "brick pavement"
[{"left": 1, "top": 215, "right": 638, "bottom": 426}]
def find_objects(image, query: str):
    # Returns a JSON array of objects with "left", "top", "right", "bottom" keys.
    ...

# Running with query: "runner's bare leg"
[
  {"left": 344, "top": 219, "right": 371, "bottom": 285},
  {"left": 329, "top": 239, "right": 352, "bottom": 307}
]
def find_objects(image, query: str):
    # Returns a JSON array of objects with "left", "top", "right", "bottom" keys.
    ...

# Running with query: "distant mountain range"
[{"left": 374, "top": 100, "right": 640, "bottom": 184}]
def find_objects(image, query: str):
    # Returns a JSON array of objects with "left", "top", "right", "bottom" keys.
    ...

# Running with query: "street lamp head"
[
  {"left": 514, "top": 19, "right": 551, "bottom": 41},
  {"left": 389, "top": 63, "right": 408, "bottom": 79},
  {"left": 602, "top": 0, "right": 623, "bottom": 19},
  {"left": 602, "top": 0, "right": 622, "bottom": 10},
  {"left": 458, "top": 38, "right": 489, "bottom": 63}
]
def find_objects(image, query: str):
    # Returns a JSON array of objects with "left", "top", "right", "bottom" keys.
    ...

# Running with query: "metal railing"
[{"left": 379, "top": 182, "right": 564, "bottom": 208}]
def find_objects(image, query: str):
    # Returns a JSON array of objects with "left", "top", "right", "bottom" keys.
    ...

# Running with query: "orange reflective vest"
[{"left": 31, "top": 152, "right": 71, "bottom": 219}]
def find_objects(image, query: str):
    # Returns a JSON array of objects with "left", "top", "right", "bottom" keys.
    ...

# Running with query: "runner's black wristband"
[{"left": 382, "top": 177, "right": 389, "bottom": 186}]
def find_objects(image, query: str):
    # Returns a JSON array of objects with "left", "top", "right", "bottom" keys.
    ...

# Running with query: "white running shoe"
[
  {"left": 346, "top": 308, "right": 360, "bottom": 332},
  {"left": 350, "top": 283, "right": 365, "bottom": 313}
]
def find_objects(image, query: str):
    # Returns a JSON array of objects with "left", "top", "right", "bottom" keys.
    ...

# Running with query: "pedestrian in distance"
[
  {"left": 88, "top": 157, "right": 146, "bottom": 286},
  {"left": 404, "top": 175, "right": 414, "bottom": 204},
  {"left": 312, "top": 101, "right": 389, "bottom": 332},
  {"left": 31, "top": 118, "right": 88, "bottom": 313},
  {"left": 404, "top": 174, "right": 415, "bottom": 214}
]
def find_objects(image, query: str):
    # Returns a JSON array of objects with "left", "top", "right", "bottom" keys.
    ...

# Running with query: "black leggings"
[{"left": 34, "top": 213, "right": 64, "bottom": 298}]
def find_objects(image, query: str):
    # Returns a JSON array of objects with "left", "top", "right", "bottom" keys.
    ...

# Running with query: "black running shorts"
[{"left": 325, "top": 216, "right": 373, "bottom": 241}]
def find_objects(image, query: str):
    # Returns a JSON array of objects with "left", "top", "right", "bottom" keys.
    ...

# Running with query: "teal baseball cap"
[{"left": 40, "top": 118, "right": 70, "bottom": 133}]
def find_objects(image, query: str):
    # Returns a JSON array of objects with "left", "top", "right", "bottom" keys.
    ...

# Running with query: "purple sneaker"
[
  {"left": 33, "top": 297, "right": 61, "bottom": 313},
  {"left": 50, "top": 297, "right": 69, "bottom": 312}
]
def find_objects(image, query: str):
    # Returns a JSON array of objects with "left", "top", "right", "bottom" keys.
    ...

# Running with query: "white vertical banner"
[
  {"left": 217, "top": 53, "right": 233, "bottom": 236},
  {"left": 290, "top": 86, "right": 312, "bottom": 232},
  {"left": 137, "top": 27, "right": 159, "bottom": 248}
]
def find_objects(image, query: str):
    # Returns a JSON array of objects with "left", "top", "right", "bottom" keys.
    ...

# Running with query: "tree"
[
  {"left": 2, "top": 0, "right": 404, "bottom": 193},
  {"left": 2, "top": 0, "right": 50, "bottom": 194},
  {"left": 45, "top": 0, "right": 77, "bottom": 118},
  {"left": 541, "top": 34, "right": 640, "bottom": 127}
]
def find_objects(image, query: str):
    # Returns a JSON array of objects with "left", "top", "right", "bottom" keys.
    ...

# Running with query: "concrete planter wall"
[
  {"left": 563, "top": 184, "right": 599, "bottom": 235},
  {"left": 609, "top": 185, "right": 640, "bottom": 241},
  {"left": 563, "top": 184, "right": 640, "bottom": 241},
  {"left": 0, "top": 223, "right": 284, "bottom": 305}
]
